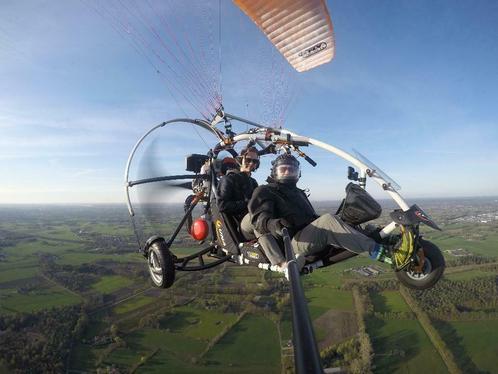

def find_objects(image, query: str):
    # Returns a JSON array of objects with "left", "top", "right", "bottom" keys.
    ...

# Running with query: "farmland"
[{"left": 0, "top": 198, "right": 497, "bottom": 373}]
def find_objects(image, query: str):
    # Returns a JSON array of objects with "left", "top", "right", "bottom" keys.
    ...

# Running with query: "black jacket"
[
  {"left": 217, "top": 171, "right": 258, "bottom": 221},
  {"left": 248, "top": 182, "right": 318, "bottom": 237}
]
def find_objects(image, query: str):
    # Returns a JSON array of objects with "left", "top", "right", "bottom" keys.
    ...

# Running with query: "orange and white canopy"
[{"left": 234, "top": 0, "right": 335, "bottom": 72}]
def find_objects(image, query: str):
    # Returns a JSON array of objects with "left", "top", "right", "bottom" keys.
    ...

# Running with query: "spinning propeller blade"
[{"left": 136, "top": 139, "right": 191, "bottom": 222}]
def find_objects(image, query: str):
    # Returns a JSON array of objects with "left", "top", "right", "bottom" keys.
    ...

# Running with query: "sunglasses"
[{"left": 244, "top": 157, "right": 260, "bottom": 165}]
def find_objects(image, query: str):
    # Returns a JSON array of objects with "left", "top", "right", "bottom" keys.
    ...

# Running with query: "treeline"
[
  {"left": 351, "top": 285, "right": 373, "bottom": 374},
  {"left": 342, "top": 279, "right": 399, "bottom": 293},
  {"left": 320, "top": 337, "right": 361, "bottom": 371},
  {"left": 446, "top": 255, "right": 497, "bottom": 267},
  {"left": 409, "top": 277, "right": 497, "bottom": 319},
  {"left": 0, "top": 305, "right": 88, "bottom": 373},
  {"left": 40, "top": 262, "right": 114, "bottom": 292},
  {"left": 372, "top": 311, "right": 415, "bottom": 320},
  {"left": 39, "top": 261, "right": 147, "bottom": 292}
]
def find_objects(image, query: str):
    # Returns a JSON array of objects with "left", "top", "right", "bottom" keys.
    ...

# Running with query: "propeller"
[{"left": 134, "top": 138, "right": 193, "bottom": 223}]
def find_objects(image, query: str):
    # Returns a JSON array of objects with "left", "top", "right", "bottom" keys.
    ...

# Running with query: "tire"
[
  {"left": 395, "top": 239, "right": 445, "bottom": 290},
  {"left": 147, "top": 238, "right": 175, "bottom": 288}
]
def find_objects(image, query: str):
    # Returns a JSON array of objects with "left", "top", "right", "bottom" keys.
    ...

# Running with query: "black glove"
[{"left": 267, "top": 218, "right": 291, "bottom": 237}]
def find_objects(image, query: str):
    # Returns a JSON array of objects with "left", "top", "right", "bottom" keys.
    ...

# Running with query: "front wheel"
[
  {"left": 147, "top": 238, "right": 175, "bottom": 288},
  {"left": 395, "top": 239, "right": 445, "bottom": 290}
]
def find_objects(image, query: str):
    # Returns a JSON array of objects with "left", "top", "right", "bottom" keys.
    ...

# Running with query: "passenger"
[
  {"left": 219, "top": 157, "right": 239, "bottom": 176},
  {"left": 248, "top": 154, "right": 395, "bottom": 270},
  {"left": 217, "top": 147, "right": 286, "bottom": 269},
  {"left": 217, "top": 147, "right": 259, "bottom": 222}
]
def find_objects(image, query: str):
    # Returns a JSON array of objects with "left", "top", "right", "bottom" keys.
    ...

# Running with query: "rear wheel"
[
  {"left": 395, "top": 239, "right": 445, "bottom": 290},
  {"left": 147, "top": 238, "right": 175, "bottom": 288}
]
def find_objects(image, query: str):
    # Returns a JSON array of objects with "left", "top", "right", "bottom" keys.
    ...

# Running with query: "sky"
[{"left": 1, "top": 0, "right": 497, "bottom": 204}]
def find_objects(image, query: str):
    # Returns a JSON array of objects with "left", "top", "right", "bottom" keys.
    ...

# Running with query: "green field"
[
  {"left": 2, "top": 204, "right": 498, "bottom": 373},
  {"left": 371, "top": 291, "right": 411, "bottom": 313},
  {"left": 306, "top": 287, "right": 354, "bottom": 320},
  {"left": 2, "top": 239, "right": 84, "bottom": 260},
  {"left": 74, "top": 306, "right": 243, "bottom": 373},
  {"left": 114, "top": 296, "right": 156, "bottom": 314},
  {"left": 0, "top": 262, "right": 39, "bottom": 282},
  {"left": 83, "top": 223, "right": 134, "bottom": 236},
  {"left": 304, "top": 255, "right": 385, "bottom": 288},
  {"left": 91, "top": 275, "right": 134, "bottom": 294},
  {"left": 367, "top": 318, "right": 447, "bottom": 374},
  {"left": 279, "top": 310, "right": 293, "bottom": 342},
  {"left": 138, "top": 328, "right": 206, "bottom": 358},
  {"left": 428, "top": 230, "right": 498, "bottom": 258},
  {"left": 55, "top": 251, "right": 141, "bottom": 265},
  {"left": 204, "top": 314, "right": 281, "bottom": 373},
  {"left": 169, "top": 307, "right": 238, "bottom": 340},
  {"left": 436, "top": 320, "right": 498, "bottom": 374},
  {"left": 0, "top": 283, "right": 82, "bottom": 313},
  {"left": 69, "top": 343, "right": 104, "bottom": 372},
  {"left": 43, "top": 225, "right": 84, "bottom": 241}
]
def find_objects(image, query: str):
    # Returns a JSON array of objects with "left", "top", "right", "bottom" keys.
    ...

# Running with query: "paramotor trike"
[{"left": 124, "top": 110, "right": 445, "bottom": 290}]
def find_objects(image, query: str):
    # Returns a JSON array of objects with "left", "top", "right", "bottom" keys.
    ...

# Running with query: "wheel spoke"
[{"left": 405, "top": 258, "right": 432, "bottom": 280}]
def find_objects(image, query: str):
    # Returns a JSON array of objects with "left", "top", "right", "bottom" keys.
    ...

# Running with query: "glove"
[{"left": 267, "top": 218, "right": 291, "bottom": 237}]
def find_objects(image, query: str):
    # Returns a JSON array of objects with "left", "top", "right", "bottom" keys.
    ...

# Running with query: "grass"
[
  {"left": 371, "top": 291, "right": 411, "bottom": 313},
  {"left": 83, "top": 223, "right": 133, "bottom": 236},
  {"left": 77, "top": 306, "right": 241, "bottom": 372},
  {"left": 103, "top": 328, "right": 207, "bottom": 372},
  {"left": 114, "top": 296, "right": 156, "bottom": 314},
  {"left": 304, "top": 255, "right": 378, "bottom": 287},
  {"left": 2, "top": 240, "right": 84, "bottom": 261},
  {"left": 137, "top": 328, "right": 206, "bottom": 358},
  {"left": 136, "top": 348, "right": 213, "bottom": 374},
  {"left": 56, "top": 251, "right": 141, "bottom": 265},
  {"left": 69, "top": 343, "right": 102, "bottom": 372},
  {"left": 164, "top": 306, "right": 239, "bottom": 341},
  {"left": 436, "top": 320, "right": 498, "bottom": 374},
  {"left": 305, "top": 287, "right": 354, "bottom": 320},
  {"left": 367, "top": 317, "right": 447, "bottom": 374},
  {"left": 279, "top": 309, "right": 293, "bottom": 342},
  {"left": 0, "top": 284, "right": 82, "bottom": 313},
  {"left": 105, "top": 345, "right": 145, "bottom": 367},
  {"left": 0, "top": 264, "right": 39, "bottom": 283},
  {"left": 428, "top": 232, "right": 498, "bottom": 258},
  {"left": 43, "top": 225, "right": 84, "bottom": 241},
  {"left": 91, "top": 275, "right": 134, "bottom": 294},
  {"left": 204, "top": 314, "right": 281, "bottom": 373}
]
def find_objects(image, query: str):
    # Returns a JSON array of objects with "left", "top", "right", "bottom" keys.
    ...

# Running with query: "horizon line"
[{"left": 1, "top": 195, "right": 498, "bottom": 206}]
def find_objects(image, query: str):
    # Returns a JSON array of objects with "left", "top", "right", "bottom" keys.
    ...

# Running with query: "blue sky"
[{"left": 1, "top": 0, "right": 497, "bottom": 204}]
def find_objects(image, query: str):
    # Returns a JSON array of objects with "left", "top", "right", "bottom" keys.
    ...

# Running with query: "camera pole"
[{"left": 282, "top": 228, "right": 323, "bottom": 374}]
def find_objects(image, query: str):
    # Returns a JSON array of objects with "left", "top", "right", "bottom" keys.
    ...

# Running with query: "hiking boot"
[{"left": 369, "top": 243, "right": 394, "bottom": 265}]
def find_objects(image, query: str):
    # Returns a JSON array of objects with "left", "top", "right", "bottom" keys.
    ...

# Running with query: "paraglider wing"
[{"left": 234, "top": 0, "right": 335, "bottom": 72}]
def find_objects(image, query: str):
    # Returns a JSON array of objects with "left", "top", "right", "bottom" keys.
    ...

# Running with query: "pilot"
[{"left": 248, "top": 153, "right": 394, "bottom": 269}]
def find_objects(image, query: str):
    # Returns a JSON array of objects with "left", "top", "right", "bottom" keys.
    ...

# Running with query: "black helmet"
[{"left": 271, "top": 154, "right": 300, "bottom": 184}]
